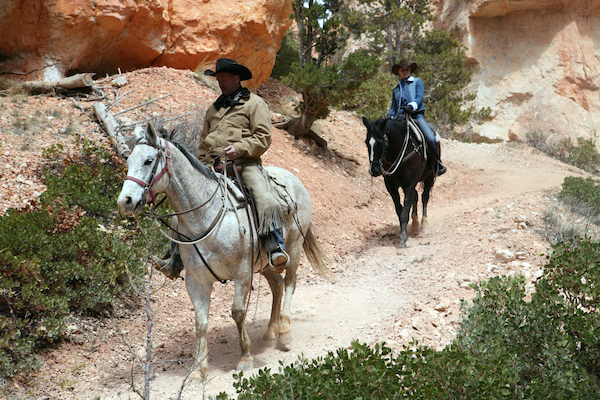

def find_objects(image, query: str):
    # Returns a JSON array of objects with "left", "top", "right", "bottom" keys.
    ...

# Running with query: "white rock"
[
  {"left": 514, "top": 214, "right": 528, "bottom": 223},
  {"left": 495, "top": 249, "right": 515, "bottom": 262}
]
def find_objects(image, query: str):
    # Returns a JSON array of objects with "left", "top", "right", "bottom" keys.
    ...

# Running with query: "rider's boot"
[
  {"left": 428, "top": 139, "right": 446, "bottom": 177},
  {"left": 264, "top": 228, "right": 289, "bottom": 274},
  {"left": 152, "top": 242, "right": 184, "bottom": 280}
]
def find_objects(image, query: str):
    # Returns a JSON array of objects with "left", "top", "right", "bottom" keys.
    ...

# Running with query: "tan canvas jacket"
[{"left": 199, "top": 91, "right": 272, "bottom": 165}]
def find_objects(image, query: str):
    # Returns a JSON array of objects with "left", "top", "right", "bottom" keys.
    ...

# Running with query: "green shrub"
[
  {"left": 227, "top": 238, "right": 600, "bottom": 399},
  {"left": 0, "top": 138, "right": 161, "bottom": 379},
  {"left": 537, "top": 237, "right": 600, "bottom": 381},
  {"left": 232, "top": 341, "right": 401, "bottom": 399},
  {"left": 527, "top": 132, "right": 600, "bottom": 174},
  {"left": 40, "top": 137, "right": 126, "bottom": 217},
  {"left": 559, "top": 176, "right": 600, "bottom": 223}
]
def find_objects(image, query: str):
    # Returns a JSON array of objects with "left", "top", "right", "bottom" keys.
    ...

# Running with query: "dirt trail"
[{"left": 0, "top": 70, "right": 589, "bottom": 399}]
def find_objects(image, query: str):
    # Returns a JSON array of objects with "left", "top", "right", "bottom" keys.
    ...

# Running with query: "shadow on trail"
[{"left": 348, "top": 223, "right": 426, "bottom": 256}]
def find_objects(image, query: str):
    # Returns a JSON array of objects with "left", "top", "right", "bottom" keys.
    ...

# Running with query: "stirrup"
[
  {"left": 151, "top": 255, "right": 183, "bottom": 281},
  {"left": 268, "top": 246, "right": 289, "bottom": 274}
]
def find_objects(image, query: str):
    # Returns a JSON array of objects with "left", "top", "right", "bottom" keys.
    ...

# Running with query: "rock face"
[
  {"left": 0, "top": 0, "right": 293, "bottom": 88},
  {"left": 432, "top": 0, "right": 600, "bottom": 144}
]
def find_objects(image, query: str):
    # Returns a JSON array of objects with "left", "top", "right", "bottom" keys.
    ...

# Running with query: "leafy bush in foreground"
[
  {"left": 0, "top": 138, "right": 157, "bottom": 379},
  {"left": 228, "top": 237, "right": 599, "bottom": 399}
]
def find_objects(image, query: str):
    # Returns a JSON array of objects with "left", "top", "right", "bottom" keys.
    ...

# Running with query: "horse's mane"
[
  {"left": 383, "top": 118, "right": 407, "bottom": 137},
  {"left": 171, "top": 141, "right": 217, "bottom": 181},
  {"left": 129, "top": 121, "right": 217, "bottom": 182}
]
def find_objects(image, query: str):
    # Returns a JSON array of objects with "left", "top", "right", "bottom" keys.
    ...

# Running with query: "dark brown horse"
[{"left": 362, "top": 116, "right": 436, "bottom": 247}]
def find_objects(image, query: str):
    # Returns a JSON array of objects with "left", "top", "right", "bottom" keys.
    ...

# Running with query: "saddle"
[
  {"left": 405, "top": 116, "right": 427, "bottom": 160},
  {"left": 405, "top": 115, "right": 444, "bottom": 176},
  {"left": 212, "top": 158, "right": 297, "bottom": 233}
]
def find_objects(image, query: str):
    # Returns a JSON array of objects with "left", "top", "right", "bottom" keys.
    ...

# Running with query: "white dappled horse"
[{"left": 117, "top": 124, "right": 328, "bottom": 376}]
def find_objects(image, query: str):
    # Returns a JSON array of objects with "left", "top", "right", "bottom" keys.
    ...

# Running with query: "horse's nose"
[
  {"left": 370, "top": 164, "right": 382, "bottom": 177},
  {"left": 117, "top": 194, "right": 141, "bottom": 214}
]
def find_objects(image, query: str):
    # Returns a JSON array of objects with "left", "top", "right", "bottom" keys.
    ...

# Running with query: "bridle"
[
  {"left": 125, "top": 138, "right": 173, "bottom": 205},
  {"left": 378, "top": 115, "right": 422, "bottom": 176},
  {"left": 125, "top": 137, "right": 231, "bottom": 283},
  {"left": 126, "top": 138, "right": 230, "bottom": 244}
]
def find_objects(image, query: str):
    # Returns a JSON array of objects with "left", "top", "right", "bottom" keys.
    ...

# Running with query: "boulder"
[
  {"left": 508, "top": 87, "right": 596, "bottom": 145},
  {"left": 0, "top": 0, "right": 293, "bottom": 88}
]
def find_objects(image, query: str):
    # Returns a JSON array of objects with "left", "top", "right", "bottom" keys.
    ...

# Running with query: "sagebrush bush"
[
  {"left": 0, "top": 137, "right": 162, "bottom": 379},
  {"left": 40, "top": 137, "right": 126, "bottom": 217},
  {"left": 527, "top": 132, "right": 600, "bottom": 174},
  {"left": 559, "top": 176, "right": 600, "bottom": 223}
]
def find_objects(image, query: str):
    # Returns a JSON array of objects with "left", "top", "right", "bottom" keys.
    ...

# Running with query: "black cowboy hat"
[
  {"left": 391, "top": 59, "right": 418, "bottom": 75},
  {"left": 204, "top": 58, "right": 252, "bottom": 81}
]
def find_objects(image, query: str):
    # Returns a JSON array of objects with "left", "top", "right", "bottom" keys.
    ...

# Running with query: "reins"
[
  {"left": 152, "top": 175, "right": 228, "bottom": 246},
  {"left": 380, "top": 118, "right": 411, "bottom": 176},
  {"left": 126, "top": 139, "right": 230, "bottom": 283}
]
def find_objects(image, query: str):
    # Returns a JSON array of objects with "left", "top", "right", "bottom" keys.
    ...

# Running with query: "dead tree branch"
[
  {"left": 21, "top": 73, "right": 95, "bottom": 92},
  {"left": 114, "top": 93, "right": 172, "bottom": 116},
  {"left": 93, "top": 102, "right": 131, "bottom": 158}
]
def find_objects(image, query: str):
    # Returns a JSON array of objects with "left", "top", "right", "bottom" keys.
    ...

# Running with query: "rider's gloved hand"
[{"left": 404, "top": 104, "right": 414, "bottom": 113}]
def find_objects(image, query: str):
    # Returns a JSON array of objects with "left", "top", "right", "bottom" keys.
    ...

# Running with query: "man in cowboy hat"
[
  {"left": 389, "top": 59, "right": 446, "bottom": 176},
  {"left": 201, "top": 58, "right": 289, "bottom": 271},
  {"left": 155, "top": 58, "right": 289, "bottom": 279}
]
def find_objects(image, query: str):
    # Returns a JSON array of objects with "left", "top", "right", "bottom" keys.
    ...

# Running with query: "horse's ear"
[
  {"left": 362, "top": 116, "right": 370, "bottom": 128},
  {"left": 147, "top": 122, "right": 159, "bottom": 146}
]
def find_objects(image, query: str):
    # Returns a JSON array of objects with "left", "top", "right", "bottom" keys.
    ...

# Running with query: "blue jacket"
[{"left": 388, "top": 76, "right": 426, "bottom": 118}]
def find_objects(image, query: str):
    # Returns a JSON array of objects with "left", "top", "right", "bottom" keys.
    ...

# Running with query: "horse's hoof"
[
  {"left": 411, "top": 223, "right": 420, "bottom": 234},
  {"left": 278, "top": 331, "right": 293, "bottom": 348},
  {"left": 236, "top": 357, "right": 254, "bottom": 371},
  {"left": 262, "top": 334, "right": 277, "bottom": 348},
  {"left": 263, "top": 325, "right": 278, "bottom": 342}
]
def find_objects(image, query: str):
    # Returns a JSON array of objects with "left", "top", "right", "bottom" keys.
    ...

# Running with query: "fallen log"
[
  {"left": 93, "top": 102, "right": 131, "bottom": 158},
  {"left": 22, "top": 73, "right": 95, "bottom": 92}
]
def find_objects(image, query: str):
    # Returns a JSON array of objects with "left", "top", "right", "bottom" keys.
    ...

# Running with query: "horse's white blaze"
[{"left": 368, "top": 137, "right": 377, "bottom": 163}]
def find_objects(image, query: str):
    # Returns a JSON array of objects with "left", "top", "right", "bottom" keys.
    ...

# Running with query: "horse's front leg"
[
  {"left": 400, "top": 184, "right": 418, "bottom": 247},
  {"left": 232, "top": 274, "right": 253, "bottom": 371},
  {"left": 184, "top": 274, "right": 213, "bottom": 380},
  {"left": 385, "top": 180, "right": 406, "bottom": 247}
]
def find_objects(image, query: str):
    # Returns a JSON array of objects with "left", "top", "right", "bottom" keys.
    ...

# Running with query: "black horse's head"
[{"left": 362, "top": 117, "right": 386, "bottom": 177}]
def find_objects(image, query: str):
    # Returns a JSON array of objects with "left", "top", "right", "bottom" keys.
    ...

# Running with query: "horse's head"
[
  {"left": 362, "top": 117, "right": 386, "bottom": 177},
  {"left": 117, "top": 123, "right": 172, "bottom": 215}
]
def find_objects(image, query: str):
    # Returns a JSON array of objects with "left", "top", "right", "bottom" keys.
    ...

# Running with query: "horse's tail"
[{"left": 303, "top": 225, "right": 331, "bottom": 280}]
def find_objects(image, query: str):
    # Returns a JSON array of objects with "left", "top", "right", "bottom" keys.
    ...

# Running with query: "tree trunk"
[{"left": 276, "top": 112, "right": 327, "bottom": 148}]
